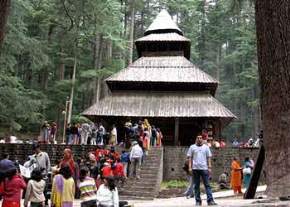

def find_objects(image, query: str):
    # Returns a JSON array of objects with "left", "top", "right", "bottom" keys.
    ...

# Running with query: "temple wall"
[
  {"left": 0, "top": 144, "right": 262, "bottom": 182},
  {"left": 163, "top": 146, "right": 261, "bottom": 182}
]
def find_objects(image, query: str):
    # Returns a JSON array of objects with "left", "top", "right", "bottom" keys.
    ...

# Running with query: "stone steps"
[{"left": 119, "top": 147, "right": 163, "bottom": 200}]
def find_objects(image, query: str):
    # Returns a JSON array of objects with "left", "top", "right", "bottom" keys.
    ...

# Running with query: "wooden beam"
[
  {"left": 244, "top": 144, "right": 265, "bottom": 199},
  {"left": 174, "top": 117, "right": 179, "bottom": 145}
]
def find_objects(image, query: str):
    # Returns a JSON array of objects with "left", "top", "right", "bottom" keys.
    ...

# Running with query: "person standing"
[
  {"left": 156, "top": 128, "right": 163, "bottom": 147},
  {"left": 129, "top": 141, "right": 143, "bottom": 179},
  {"left": 78, "top": 167, "right": 97, "bottom": 207},
  {"left": 230, "top": 157, "right": 243, "bottom": 195},
  {"left": 182, "top": 158, "right": 194, "bottom": 199},
  {"left": 51, "top": 165, "right": 75, "bottom": 207},
  {"left": 50, "top": 122, "right": 57, "bottom": 144},
  {"left": 0, "top": 159, "right": 26, "bottom": 207},
  {"left": 24, "top": 169, "right": 46, "bottom": 207},
  {"left": 120, "top": 151, "right": 130, "bottom": 177},
  {"left": 187, "top": 135, "right": 217, "bottom": 206},
  {"left": 39, "top": 121, "right": 50, "bottom": 144},
  {"left": 30, "top": 143, "right": 51, "bottom": 206},
  {"left": 97, "top": 123, "right": 106, "bottom": 145},
  {"left": 243, "top": 157, "right": 253, "bottom": 190},
  {"left": 109, "top": 124, "right": 118, "bottom": 146},
  {"left": 80, "top": 123, "right": 91, "bottom": 145},
  {"left": 59, "top": 149, "right": 79, "bottom": 182}
]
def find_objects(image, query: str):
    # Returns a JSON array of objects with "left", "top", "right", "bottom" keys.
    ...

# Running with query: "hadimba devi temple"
[{"left": 83, "top": 10, "right": 236, "bottom": 146}]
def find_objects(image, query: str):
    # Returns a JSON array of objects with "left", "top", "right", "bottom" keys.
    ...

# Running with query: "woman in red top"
[{"left": 0, "top": 160, "right": 26, "bottom": 207}]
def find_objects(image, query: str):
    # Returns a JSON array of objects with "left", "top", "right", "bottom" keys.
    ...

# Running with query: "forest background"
[{"left": 0, "top": 0, "right": 260, "bottom": 141}]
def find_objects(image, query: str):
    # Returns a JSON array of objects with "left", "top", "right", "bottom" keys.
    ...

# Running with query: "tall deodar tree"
[
  {"left": 255, "top": 0, "right": 290, "bottom": 197},
  {"left": 0, "top": 0, "right": 11, "bottom": 48}
]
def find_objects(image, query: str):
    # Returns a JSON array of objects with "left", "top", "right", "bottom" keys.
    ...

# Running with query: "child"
[
  {"left": 0, "top": 159, "right": 26, "bottom": 207},
  {"left": 51, "top": 165, "right": 75, "bottom": 207},
  {"left": 78, "top": 167, "right": 97, "bottom": 207},
  {"left": 24, "top": 169, "right": 46, "bottom": 207}
]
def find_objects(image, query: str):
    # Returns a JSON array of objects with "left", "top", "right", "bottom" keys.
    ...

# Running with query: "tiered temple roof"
[{"left": 83, "top": 9, "right": 235, "bottom": 126}]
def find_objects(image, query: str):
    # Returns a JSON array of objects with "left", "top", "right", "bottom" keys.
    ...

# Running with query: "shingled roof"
[
  {"left": 106, "top": 56, "right": 218, "bottom": 93},
  {"left": 83, "top": 92, "right": 236, "bottom": 125},
  {"left": 136, "top": 33, "right": 190, "bottom": 42},
  {"left": 144, "top": 10, "right": 183, "bottom": 35}
]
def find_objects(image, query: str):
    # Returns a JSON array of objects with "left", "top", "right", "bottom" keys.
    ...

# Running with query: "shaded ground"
[
  {"left": 158, "top": 181, "right": 222, "bottom": 198},
  {"left": 158, "top": 188, "right": 184, "bottom": 198}
]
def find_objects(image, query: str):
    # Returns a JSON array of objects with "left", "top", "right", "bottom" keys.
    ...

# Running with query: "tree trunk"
[
  {"left": 255, "top": 0, "right": 290, "bottom": 197},
  {"left": 67, "top": 54, "right": 77, "bottom": 124},
  {"left": 197, "top": 0, "right": 207, "bottom": 67},
  {"left": 93, "top": 34, "right": 103, "bottom": 103},
  {"left": 58, "top": 46, "right": 65, "bottom": 80},
  {"left": 128, "top": 0, "right": 135, "bottom": 64},
  {"left": 0, "top": 0, "right": 10, "bottom": 50},
  {"left": 216, "top": 45, "right": 221, "bottom": 81}
]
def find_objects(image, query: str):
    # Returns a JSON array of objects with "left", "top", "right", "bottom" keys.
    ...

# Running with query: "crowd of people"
[
  {"left": 0, "top": 135, "right": 155, "bottom": 207},
  {"left": 37, "top": 119, "right": 164, "bottom": 149},
  {"left": 231, "top": 137, "right": 261, "bottom": 148}
]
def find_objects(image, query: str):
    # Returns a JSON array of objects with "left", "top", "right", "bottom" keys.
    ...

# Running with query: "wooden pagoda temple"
[{"left": 83, "top": 10, "right": 236, "bottom": 146}]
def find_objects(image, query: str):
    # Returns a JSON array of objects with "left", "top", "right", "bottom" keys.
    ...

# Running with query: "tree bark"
[
  {"left": 128, "top": 0, "right": 135, "bottom": 64},
  {"left": 67, "top": 54, "right": 77, "bottom": 124},
  {"left": 255, "top": 0, "right": 290, "bottom": 197},
  {"left": 58, "top": 46, "right": 65, "bottom": 80},
  {"left": 94, "top": 34, "right": 103, "bottom": 103},
  {"left": 0, "top": 0, "right": 10, "bottom": 50}
]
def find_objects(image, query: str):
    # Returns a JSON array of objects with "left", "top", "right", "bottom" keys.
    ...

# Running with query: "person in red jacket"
[
  {"left": 102, "top": 162, "right": 113, "bottom": 178},
  {"left": 0, "top": 160, "right": 26, "bottom": 207},
  {"left": 112, "top": 160, "right": 125, "bottom": 187}
]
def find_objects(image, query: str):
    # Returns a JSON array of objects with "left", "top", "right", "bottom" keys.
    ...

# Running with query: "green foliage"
[
  {"left": 161, "top": 179, "right": 188, "bottom": 189},
  {"left": 0, "top": 0, "right": 259, "bottom": 140},
  {"left": 71, "top": 115, "right": 92, "bottom": 124}
]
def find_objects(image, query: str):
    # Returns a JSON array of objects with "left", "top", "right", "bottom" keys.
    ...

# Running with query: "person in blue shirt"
[{"left": 120, "top": 151, "right": 130, "bottom": 177}]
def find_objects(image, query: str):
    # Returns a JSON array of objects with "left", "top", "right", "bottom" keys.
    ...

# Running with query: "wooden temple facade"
[{"left": 83, "top": 10, "right": 236, "bottom": 146}]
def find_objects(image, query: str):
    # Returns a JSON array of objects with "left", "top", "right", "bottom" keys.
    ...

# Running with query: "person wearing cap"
[
  {"left": 129, "top": 141, "right": 143, "bottom": 179},
  {"left": 0, "top": 159, "right": 26, "bottom": 207}
]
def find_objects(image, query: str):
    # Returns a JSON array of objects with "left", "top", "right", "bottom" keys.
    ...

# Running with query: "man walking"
[
  {"left": 187, "top": 135, "right": 217, "bottom": 206},
  {"left": 130, "top": 141, "right": 143, "bottom": 179}
]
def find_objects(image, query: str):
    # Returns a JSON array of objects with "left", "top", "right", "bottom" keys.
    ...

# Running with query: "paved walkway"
[
  {"left": 128, "top": 186, "right": 268, "bottom": 207},
  {"left": 4, "top": 185, "right": 290, "bottom": 206}
]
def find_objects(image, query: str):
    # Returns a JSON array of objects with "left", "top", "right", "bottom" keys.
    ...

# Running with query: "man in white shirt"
[
  {"left": 130, "top": 141, "right": 143, "bottom": 179},
  {"left": 187, "top": 135, "right": 217, "bottom": 206}
]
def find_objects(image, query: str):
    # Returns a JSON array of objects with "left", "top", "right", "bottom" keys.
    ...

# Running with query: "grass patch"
[
  {"left": 161, "top": 179, "right": 188, "bottom": 190},
  {"left": 161, "top": 179, "right": 222, "bottom": 192}
]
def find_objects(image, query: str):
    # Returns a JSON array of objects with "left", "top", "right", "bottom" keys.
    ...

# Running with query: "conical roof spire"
[{"left": 144, "top": 9, "right": 183, "bottom": 36}]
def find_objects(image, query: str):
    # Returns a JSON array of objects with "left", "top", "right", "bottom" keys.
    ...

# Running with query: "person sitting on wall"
[
  {"left": 232, "top": 138, "right": 239, "bottom": 147},
  {"left": 218, "top": 171, "right": 229, "bottom": 189},
  {"left": 219, "top": 139, "right": 226, "bottom": 148}
]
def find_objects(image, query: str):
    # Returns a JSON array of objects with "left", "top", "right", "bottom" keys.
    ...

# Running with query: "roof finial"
[{"left": 145, "top": 9, "right": 183, "bottom": 36}]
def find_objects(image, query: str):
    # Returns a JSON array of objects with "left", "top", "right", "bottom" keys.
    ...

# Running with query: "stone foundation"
[
  {"left": 163, "top": 146, "right": 260, "bottom": 181},
  {"left": 0, "top": 144, "right": 261, "bottom": 182}
]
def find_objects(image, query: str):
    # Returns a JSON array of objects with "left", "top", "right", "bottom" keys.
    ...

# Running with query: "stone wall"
[
  {"left": 163, "top": 146, "right": 260, "bottom": 181},
  {"left": 0, "top": 144, "right": 261, "bottom": 182},
  {"left": 0, "top": 144, "right": 122, "bottom": 166}
]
